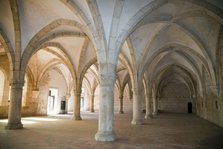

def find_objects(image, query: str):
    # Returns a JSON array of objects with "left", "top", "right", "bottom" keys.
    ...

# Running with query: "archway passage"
[
  {"left": 26, "top": 48, "right": 73, "bottom": 116},
  {"left": 188, "top": 102, "right": 193, "bottom": 114},
  {"left": 155, "top": 65, "right": 196, "bottom": 114},
  {"left": 159, "top": 80, "right": 193, "bottom": 113}
]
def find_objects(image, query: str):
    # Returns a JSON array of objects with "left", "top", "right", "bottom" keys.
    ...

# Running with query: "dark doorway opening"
[{"left": 187, "top": 102, "right": 192, "bottom": 113}]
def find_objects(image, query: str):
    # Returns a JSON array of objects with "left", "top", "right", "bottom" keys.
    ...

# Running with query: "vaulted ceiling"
[{"left": 0, "top": 0, "right": 222, "bottom": 96}]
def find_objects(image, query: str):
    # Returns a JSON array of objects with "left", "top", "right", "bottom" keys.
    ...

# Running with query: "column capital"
[
  {"left": 119, "top": 95, "right": 124, "bottom": 99},
  {"left": 10, "top": 79, "right": 25, "bottom": 89},
  {"left": 66, "top": 93, "right": 71, "bottom": 99},
  {"left": 73, "top": 89, "right": 81, "bottom": 96},
  {"left": 99, "top": 73, "right": 116, "bottom": 86},
  {"left": 132, "top": 88, "right": 142, "bottom": 95}
]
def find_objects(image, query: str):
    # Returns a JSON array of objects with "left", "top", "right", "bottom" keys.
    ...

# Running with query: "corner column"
[
  {"left": 152, "top": 96, "right": 158, "bottom": 115},
  {"left": 90, "top": 94, "right": 94, "bottom": 112},
  {"left": 65, "top": 93, "right": 70, "bottom": 113},
  {"left": 73, "top": 89, "right": 82, "bottom": 120},
  {"left": 119, "top": 94, "right": 124, "bottom": 114},
  {"left": 145, "top": 91, "right": 153, "bottom": 119},
  {"left": 95, "top": 64, "right": 116, "bottom": 141},
  {"left": 5, "top": 79, "right": 24, "bottom": 129},
  {"left": 131, "top": 88, "right": 143, "bottom": 125}
]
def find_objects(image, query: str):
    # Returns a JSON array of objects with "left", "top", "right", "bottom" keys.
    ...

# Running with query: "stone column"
[
  {"left": 65, "top": 93, "right": 70, "bottom": 113},
  {"left": 95, "top": 72, "right": 116, "bottom": 141},
  {"left": 73, "top": 89, "right": 82, "bottom": 120},
  {"left": 131, "top": 88, "right": 143, "bottom": 125},
  {"left": 119, "top": 94, "right": 124, "bottom": 114},
  {"left": 152, "top": 96, "right": 158, "bottom": 115},
  {"left": 90, "top": 94, "right": 94, "bottom": 112},
  {"left": 145, "top": 91, "right": 153, "bottom": 119},
  {"left": 5, "top": 79, "right": 24, "bottom": 129}
]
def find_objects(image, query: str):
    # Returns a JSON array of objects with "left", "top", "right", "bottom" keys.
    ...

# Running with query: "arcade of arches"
[{"left": 0, "top": 0, "right": 223, "bottom": 143}]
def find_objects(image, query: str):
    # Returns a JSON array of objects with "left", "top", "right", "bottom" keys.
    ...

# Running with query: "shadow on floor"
[{"left": 199, "top": 132, "right": 223, "bottom": 149}]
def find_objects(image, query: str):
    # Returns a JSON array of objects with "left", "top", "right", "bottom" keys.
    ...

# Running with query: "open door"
[
  {"left": 47, "top": 88, "right": 58, "bottom": 115},
  {"left": 187, "top": 102, "right": 192, "bottom": 113}
]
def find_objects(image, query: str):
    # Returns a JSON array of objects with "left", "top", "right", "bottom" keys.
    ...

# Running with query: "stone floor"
[{"left": 0, "top": 112, "right": 223, "bottom": 149}]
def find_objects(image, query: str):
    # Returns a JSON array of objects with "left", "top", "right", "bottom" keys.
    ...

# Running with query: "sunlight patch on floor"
[
  {"left": 0, "top": 117, "right": 59, "bottom": 125},
  {"left": 0, "top": 119, "right": 36, "bottom": 124},
  {"left": 23, "top": 117, "right": 58, "bottom": 122}
]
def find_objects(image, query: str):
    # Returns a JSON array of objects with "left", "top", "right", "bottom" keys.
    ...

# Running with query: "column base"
[
  {"left": 59, "top": 110, "right": 67, "bottom": 114},
  {"left": 5, "top": 122, "right": 23, "bottom": 129},
  {"left": 95, "top": 130, "right": 116, "bottom": 141},
  {"left": 145, "top": 114, "right": 153, "bottom": 119},
  {"left": 152, "top": 111, "right": 158, "bottom": 115},
  {"left": 119, "top": 111, "right": 124, "bottom": 114},
  {"left": 131, "top": 119, "right": 143, "bottom": 125},
  {"left": 90, "top": 110, "right": 95, "bottom": 113},
  {"left": 73, "top": 115, "right": 82, "bottom": 120}
]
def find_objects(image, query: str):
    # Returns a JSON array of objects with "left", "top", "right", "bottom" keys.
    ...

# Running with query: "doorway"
[
  {"left": 187, "top": 102, "right": 192, "bottom": 113},
  {"left": 47, "top": 88, "right": 58, "bottom": 115}
]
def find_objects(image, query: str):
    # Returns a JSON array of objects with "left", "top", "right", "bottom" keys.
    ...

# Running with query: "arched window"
[{"left": 0, "top": 70, "right": 5, "bottom": 105}]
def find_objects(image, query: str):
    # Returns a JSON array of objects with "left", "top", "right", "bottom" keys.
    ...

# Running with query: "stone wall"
[
  {"left": 159, "top": 82, "right": 194, "bottom": 113},
  {"left": 196, "top": 66, "right": 223, "bottom": 127},
  {"left": 0, "top": 55, "right": 10, "bottom": 119}
]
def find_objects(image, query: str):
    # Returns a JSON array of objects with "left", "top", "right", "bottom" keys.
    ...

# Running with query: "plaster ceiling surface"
[
  {"left": 85, "top": 64, "right": 99, "bottom": 87},
  {"left": 96, "top": 0, "right": 115, "bottom": 43},
  {"left": 176, "top": 16, "right": 220, "bottom": 63},
  {"left": 18, "top": 0, "right": 82, "bottom": 52},
  {"left": 34, "top": 49, "right": 58, "bottom": 65},
  {"left": 49, "top": 37, "right": 85, "bottom": 70},
  {"left": 119, "top": 4, "right": 218, "bottom": 81},
  {"left": 0, "top": 0, "right": 222, "bottom": 94},
  {"left": 120, "top": 41, "right": 131, "bottom": 63},
  {"left": 74, "top": 0, "right": 95, "bottom": 29},
  {"left": 0, "top": 0, "right": 15, "bottom": 50},
  {"left": 85, "top": 71, "right": 96, "bottom": 87},
  {"left": 117, "top": 1, "right": 222, "bottom": 89},
  {"left": 50, "top": 25, "right": 82, "bottom": 34},
  {"left": 116, "top": 58, "right": 128, "bottom": 84},
  {"left": 151, "top": 52, "right": 198, "bottom": 81},
  {"left": 27, "top": 49, "right": 59, "bottom": 75},
  {"left": 206, "top": 0, "right": 223, "bottom": 10},
  {"left": 56, "top": 63, "right": 72, "bottom": 83},
  {"left": 157, "top": 66, "right": 195, "bottom": 91},
  {"left": 46, "top": 47, "right": 68, "bottom": 61},
  {"left": 148, "top": 2, "right": 198, "bottom": 17},
  {"left": 147, "top": 24, "right": 205, "bottom": 58},
  {"left": 117, "top": 0, "right": 153, "bottom": 36},
  {"left": 116, "top": 58, "right": 126, "bottom": 72},
  {"left": 117, "top": 70, "right": 129, "bottom": 85},
  {"left": 27, "top": 48, "right": 74, "bottom": 85},
  {"left": 79, "top": 42, "right": 97, "bottom": 70},
  {"left": 89, "top": 64, "right": 98, "bottom": 76},
  {"left": 129, "top": 23, "right": 165, "bottom": 67}
]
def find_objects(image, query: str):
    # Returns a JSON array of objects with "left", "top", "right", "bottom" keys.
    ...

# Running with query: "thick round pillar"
[
  {"left": 95, "top": 72, "right": 116, "bottom": 141},
  {"left": 119, "top": 95, "right": 124, "bottom": 114},
  {"left": 131, "top": 88, "right": 143, "bottom": 125},
  {"left": 90, "top": 94, "right": 95, "bottom": 112},
  {"left": 73, "top": 90, "right": 82, "bottom": 120},
  {"left": 145, "top": 92, "right": 153, "bottom": 119},
  {"left": 5, "top": 80, "right": 24, "bottom": 129},
  {"left": 152, "top": 97, "right": 158, "bottom": 115}
]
